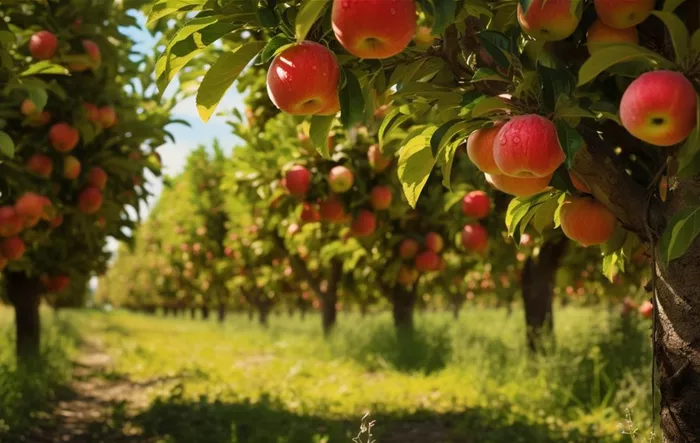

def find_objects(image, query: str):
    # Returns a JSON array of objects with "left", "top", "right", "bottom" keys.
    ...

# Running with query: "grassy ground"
[{"left": 27, "top": 306, "right": 656, "bottom": 443}]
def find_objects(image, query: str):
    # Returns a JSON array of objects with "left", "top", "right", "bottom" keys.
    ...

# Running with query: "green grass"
[
  {"left": 58, "top": 306, "right": 656, "bottom": 443},
  {"left": 0, "top": 307, "right": 79, "bottom": 440}
]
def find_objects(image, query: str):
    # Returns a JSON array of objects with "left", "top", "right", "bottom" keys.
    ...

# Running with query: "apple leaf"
[
  {"left": 651, "top": 11, "right": 689, "bottom": 62},
  {"left": 310, "top": 114, "right": 335, "bottom": 159},
  {"left": 148, "top": 0, "right": 207, "bottom": 25},
  {"left": 20, "top": 61, "right": 69, "bottom": 76},
  {"left": 471, "top": 96, "right": 509, "bottom": 117},
  {"left": 295, "top": 0, "right": 329, "bottom": 42},
  {"left": 659, "top": 205, "right": 700, "bottom": 263},
  {"left": 577, "top": 45, "right": 672, "bottom": 86},
  {"left": 471, "top": 68, "right": 508, "bottom": 83},
  {"left": 339, "top": 68, "right": 364, "bottom": 129},
  {"left": 0, "top": 131, "right": 15, "bottom": 158},
  {"left": 554, "top": 120, "right": 583, "bottom": 169},
  {"left": 398, "top": 134, "right": 435, "bottom": 208},
  {"left": 431, "top": 0, "right": 457, "bottom": 35},
  {"left": 196, "top": 41, "right": 265, "bottom": 122},
  {"left": 692, "top": 29, "right": 700, "bottom": 52},
  {"left": 259, "top": 35, "right": 293, "bottom": 63},
  {"left": 676, "top": 97, "right": 700, "bottom": 177},
  {"left": 27, "top": 87, "right": 48, "bottom": 112},
  {"left": 663, "top": 0, "right": 688, "bottom": 12},
  {"left": 478, "top": 30, "right": 511, "bottom": 68}
]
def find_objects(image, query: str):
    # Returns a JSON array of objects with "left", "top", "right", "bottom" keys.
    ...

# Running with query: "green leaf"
[
  {"left": 554, "top": 120, "right": 583, "bottom": 169},
  {"left": 196, "top": 41, "right": 265, "bottom": 122},
  {"left": 676, "top": 97, "right": 700, "bottom": 177},
  {"left": 532, "top": 196, "right": 560, "bottom": 233},
  {"left": 478, "top": 30, "right": 511, "bottom": 68},
  {"left": 339, "top": 69, "right": 364, "bottom": 129},
  {"left": 471, "top": 68, "right": 508, "bottom": 83},
  {"left": 259, "top": 35, "right": 293, "bottom": 63},
  {"left": 602, "top": 253, "right": 619, "bottom": 281},
  {"left": 431, "top": 0, "right": 457, "bottom": 35},
  {"left": 601, "top": 226, "right": 627, "bottom": 255},
  {"left": 430, "top": 119, "right": 462, "bottom": 157},
  {"left": 0, "top": 131, "right": 15, "bottom": 158},
  {"left": 663, "top": 0, "right": 688, "bottom": 12},
  {"left": 310, "top": 115, "right": 335, "bottom": 159},
  {"left": 20, "top": 61, "right": 69, "bottom": 76},
  {"left": 27, "top": 88, "right": 48, "bottom": 112},
  {"left": 398, "top": 135, "right": 435, "bottom": 208},
  {"left": 692, "top": 29, "right": 700, "bottom": 52},
  {"left": 440, "top": 139, "right": 462, "bottom": 190},
  {"left": 651, "top": 11, "right": 689, "bottom": 62},
  {"left": 538, "top": 63, "right": 574, "bottom": 112},
  {"left": 659, "top": 206, "right": 700, "bottom": 263},
  {"left": 577, "top": 45, "right": 673, "bottom": 86},
  {"left": 471, "top": 96, "right": 509, "bottom": 117},
  {"left": 295, "top": 0, "right": 329, "bottom": 41},
  {"left": 378, "top": 107, "right": 411, "bottom": 147},
  {"left": 590, "top": 101, "right": 622, "bottom": 125},
  {"left": 148, "top": 0, "right": 207, "bottom": 24}
]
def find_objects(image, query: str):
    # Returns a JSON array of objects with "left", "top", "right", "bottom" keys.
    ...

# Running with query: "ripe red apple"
[
  {"left": 46, "top": 275, "right": 70, "bottom": 293},
  {"left": 331, "top": 0, "right": 416, "bottom": 59},
  {"left": 586, "top": 19, "right": 639, "bottom": 55},
  {"left": 320, "top": 197, "right": 347, "bottom": 223},
  {"left": 78, "top": 187, "right": 103, "bottom": 214},
  {"left": 49, "top": 214, "right": 63, "bottom": 228},
  {"left": 485, "top": 173, "right": 552, "bottom": 197},
  {"left": 351, "top": 210, "right": 376, "bottom": 237},
  {"left": 560, "top": 195, "right": 617, "bottom": 246},
  {"left": 594, "top": 0, "right": 654, "bottom": 29},
  {"left": 99, "top": 106, "right": 117, "bottom": 128},
  {"left": 415, "top": 250, "right": 440, "bottom": 272},
  {"left": 461, "top": 190, "right": 490, "bottom": 219},
  {"left": 27, "top": 111, "right": 51, "bottom": 127},
  {"left": 467, "top": 122, "right": 504, "bottom": 174},
  {"left": 83, "top": 103, "right": 100, "bottom": 122},
  {"left": 63, "top": 156, "right": 81, "bottom": 180},
  {"left": 620, "top": 71, "right": 697, "bottom": 147},
  {"left": 49, "top": 123, "right": 80, "bottom": 152},
  {"left": 300, "top": 202, "right": 320, "bottom": 223},
  {"left": 29, "top": 30, "right": 58, "bottom": 60},
  {"left": 370, "top": 185, "right": 392, "bottom": 210},
  {"left": 461, "top": 223, "right": 488, "bottom": 253},
  {"left": 424, "top": 232, "right": 444, "bottom": 253},
  {"left": 368, "top": 144, "right": 392, "bottom": 172},
  {"left": 569, "top": 170, "right": 591, "bottom": 194},
  {"left": 517, "top": 0, "right": 581, "bottom": 41},
  {"left": 494, "top": 115, "right": 565, "bottom": 177},
  {"left": 267, "top": 42, "right": 340, "bottom": 115},
  {"left": 1, "top": 236, "right": 25, "bottom": 261},
  {"left": 639, "top": 300, "right": 653, "bottom": 319},
  {"left": 15, "top": 192, "right": 48, "bottom": 219},
  {"left": 284, "top": 165, "right": 312, "bottom": 197},
  {"left": 87, "top": 167, "right": 108, "bottom": 190},
  {"left": 20, "top": 99, "right": 38, "bottom": 116},
  {"left": 328, "top": 166, "right": 354, "bottom": 193},
  {"left": 399, "top": 238, "right": 419, "bottom": 260},
  {"left": 397, "top": 265, "right": 419, "bottom": 286},
  {"left": 0, "top": 206, "right": 23, "bottom": 237},
  {"left": 26, "top": 154, "right": 53, "bottom": 178},
  {"left": 69, "top": 39, "right": 101, "bottom": 72}
]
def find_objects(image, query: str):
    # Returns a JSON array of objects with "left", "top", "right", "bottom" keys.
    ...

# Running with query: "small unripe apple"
[
  {"left": 63, "top": 156, "right": 81, "bottom": 180},
  {"left": 424, "top": 232, "right": 444, "bottom": 253},
  {"left": 415, "top": 250, "right": 440, "bottom": 272},
  {"left": 368, "top": 144, "right": 392, "bottom": 172},
  {"left": 99, "top": 106, "right": 117, "bottom": 128},
  {"left": 78, "top": 187, "right": 103, "bottom": 214},
  {"left": 594, "top": 0, "right": 654, "bottom": 30},
  {"left": 15, "top": 192, "right": 48, "bottom": 219},
  {"left": 87, "top": 167, "right": 108, "bottom": 190},
  {"left": 300, "top": 202, "right": 320, "bottom": 223},
  {"left": 328, "top": 166, "right": 354, "bottom": 193},
  {"left": 494, "top": 115, "right": 565, "bottom": 177},
  {"left": 1, "top": 236, "right": 25, "bottom": 261},
  {"left": 331, "top": 0, "right": 416, "bottom": 59},
  {"left": 517, "top": 0, "right": 581, "bottom": 41},
  {"left": 0, "top": 206, "right": 23, "bottom": 237},
  {"left": 485, "top": 173, "right": 552, "bottom": 197},
  {"left": 49, "top": 123, "right": 80, "bottom": 152},
  {"left": 620, "top": 71, "right": 697, "bottom": 147},
  {"left": 399, "top": 238, "right": 419, "bottom": 260},
  {"left": 351, "top": 210, "right": 376, "bottom": 237},
  {"left": 320, "top": 197, "right": 347, "bottom": 223},
  {"left": 586, "top": 19, "right": 638, "bottom": 55},
  {"left": 370, "top": 185, "right": 392, "bottom": 210},
  {"left": 639, "top": 300, "right": 653, "bottom": 319},
  {"left": 397, "top": 265, "right": 419, "bottom": 286},
  {"left": 20, "top": 99, "right": 38, "bottom": 116},
  {"left": 461, "top": 223, "right": 488, "bottom": 253},
  {"left": 267, "top": 42, "right": 340, "bottom": 115},
  {"left": 284, "top": 165, "right": 312, "bottom": 197},
  {"left": 26, "top": 154, "right": 53, "bottom": 178},
  {"left": 461, "top": 191, "right": 490, "bottom": 219},
  {"left": 560, "top": 195, "right": 617, "bottom": 246},
  {"left": 467, "top": 122, "right": 504, "bottom": 175},
  {"left": 29, "top": 30, "right": 58, "bottom": 60}
]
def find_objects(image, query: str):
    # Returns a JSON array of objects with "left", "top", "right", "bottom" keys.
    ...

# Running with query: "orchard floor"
[{"left": 0, "top": 307, "right": 658, "bottom": 443}]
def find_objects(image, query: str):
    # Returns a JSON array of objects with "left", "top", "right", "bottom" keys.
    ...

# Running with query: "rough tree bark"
[
  {"left": 521, "top": 236, "right": 568, "bottom": 353},
  {"left": 391, "top": 284, "right": 417, "bottom": 333},
  {"left": 258, "top": 301, "right": 270, "bottom": 328},
  {"left": 321, "top": 258, "right": 343, "bottom": 336},
  {"left": 201, "top": 305, "right": 210, "bottom": 320},
  {"left": 5, "top": 272, "right": 43, "bottom": 362}
]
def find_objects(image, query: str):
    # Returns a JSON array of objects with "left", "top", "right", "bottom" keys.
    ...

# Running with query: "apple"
[
  {"left": 88, "top": 167, "right": 108, "bottom": 189},
  {"left": 300, "top": 202, "right": 320, "bottom": 223},
  {"left": 461, "top": 190, "right": 490, "bottom": 219},
  {"left": 46, "top": 275, "right": 70, "bottom": 293},
  {"left": 586, "top": 19, "right": 638, "bottom": 55},
  {"left": 69, "top": 39, "right": 101, "bottom": 72},
  {"left": 63, "top": 156, "right": 81, "bottom": 180},
  {"left": 414, "top": 26, "right": 435, "bottom": 47},
  {"left": 78, "top": 187, "right": 103, "bottom": 214},
  {"left": 320, "top": 197, "right": 347, "bottom": 223},
  {"left": 461, "top": 223, "right": 488, "bottom": 253},
  {"left": 26, "top": 154, "right": 53, "bottom": 178},
  {"left": 494, "top": 115, "right": 565, "bottom": 177},
  {"left": 328, "top": 165, "right": 354, "bottom": 193},
  {"left": 99, "top": 106, "right": 117, "bottom": 128},
  {"left": 20, "top": 99, "right": 38, "bottom": 116},
  {"left": 351, "top": 210, "right": 376, "bottom": 237},
  {"left": 415, "top": 250, "right": 440, "bottom": 272},
  {"left": 620, "top": 71, "right": 697, "bottom": 147},
  {"left": 467, "top": 122, "right": 504, "bottom": 174},
  {"left": 49, "top": 123, "right": 80, "bottom": 152},
  {"left": 517, "top": 0, "right": 581, "bottom": 41},
  {"left": 594, "top": 0, "right": 655, "bottom": 30},
  {"left": 424, "top": 232, "right": 444, "bottom": 253},
  {"left": 398, "top": 238, "right": 419, "bottom": 260},
  {"left": 639, "top": 300, "right": 653, "bottom": 319},
  {"left": 15, "top": 192, "right": 48, "bottom": 219},
  {"left": 0, "top": 206, "right": 23, "bottom": 237},
  {"left": 397, "top": 265, "right": 419, "bottom": 286},
  {"left": 284, "top": 165, "right": 312, "bottom": 197},
  {"left": 331, "top": 0, "right": 416, "bottom": 59},
  {"left": 569, "top": 170, "right": 591, "bottom": 194},
  {"left": 1, "top": 236, "right": 25, "bottom": 261},
  {"left": 485, "top": 173, "right": 552, "bottom": 197},
  {"left": 49, "top": 214, "right": 64, "bottom": 228},
  {"left": 368, "top": 144, "right": 392, "bottom": 172},
  {"left": 370, "top": 185, "right": 392, "bottom": 210},
  {"left": 267, "top": 42, "right": 340, "bottom": 115},
  {"left": 29, "top": 30, "right": 58, "bottom": 60},
  {"left": 560, "top": 195, "right": 617, "bottom": 246},
  {"left": 83, "top": 103, "right": 100, "bottom": 123},
  {"left": 27, "top": 111, "right": 51, "bottom": 127}
]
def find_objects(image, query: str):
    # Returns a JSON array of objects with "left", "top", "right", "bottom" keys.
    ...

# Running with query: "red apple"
[
  {"left": 0, "top": 206, "right": 23, "bottom": 237},
  {"left": 267, "top": 42, "right": 340, "bottom": 115},
  {"left": 517, "top": 0, "right": 581, "bottom": 42},
  {"left": 27, "top": 111, "right": 51, "bottom": 127},
  {"left": 29, "top": 31, "right": 58, "bottom": 60},
  {"left": 328, "top": 165, "right": 354, "bottom": 193},
  {"left": 494, "top": 115, "right": 565, "bottom": 177},
  {"left": 424, "top": 232, "right": 444, "bottom": 253},
  {"left": 397, "top": 265, "right": 419, "bottom": 286},
  {"left": 370, "top": 185, "right": 393, "bottom": 210},
  {"left": 46, "top": 275, "right": 70, "bottom": 293},
  {"left": 69, "top": 39, "right": 101, "bottom": 72},
  {"left": 1, "top": 236, "right": 25, "bottom": 261},
  {"left": 569, "top": 170, "right": 591, "bottom": 194},
  {"left": 368, "top": 144, "right": 392, "bottom": 172},
  {"left": 49, "top": 214, "right": 63, "bottom": 228},
  {"left": 485, "top": 172, "right": 552, "bottom": 197},
  {"left": 83, "top": 103, "right": 100, "bottom": 123},
  {"left": 331, "top": 0, "right": 416, "bottom": 59},
  {"left": 15, "top": 192, "right": 48, "bottom": 219},
  {"left": 300, "top": 202, "right": 320, "bottom": 223},
  {"left": 639, "top": 300, "right": 653, "bottom": 319},
  {"left": 351, "top": 210, "right": 376, "bottom": 237},
  {"left": 20, "top": 99, "right": 38, "bottom": 116},
  {"left": 26, "top": 154, "right": 53, "bottom": 178},
  {"left": 63, "top": 156, "right": 81, "bottom": 180},
  {"left": 284, "top": 165, "right": 312, "bottom": 197},
  {"left": 586, "top": 19, "right": 639, "bottom": 55},
  {"left": 78, "top": 187, "right": 103, "bottom": 214},
  {"left": 467, "top": 122, "right": 505, "bottom": 175},
  {"left": 415, "top": 250, "right": 440, "bottom": 272},
  {"left": 87, "top": 167, "right": 108, "bottom": 190},
  {"left": 461, "top": 223, "right": 488, "bottom": 253},
  {"left": 399, "top": 238, "right": 419, "bottom": 260},
  {"left": 320, "top": 197, "right": 347, "bottom": 223},
  {"left": 99, "top": 106, "right": 117, "bottom": 128},
  {"left": 49, "top": 123, "right": 79, "bottom": 152},
  {"left": 462, "top": 191, "right": 490, "bottom": 219}
]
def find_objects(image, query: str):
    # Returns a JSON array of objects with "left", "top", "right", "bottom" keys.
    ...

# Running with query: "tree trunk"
[
  {"left": 321, "top": 259, "right": 343, "bottom": 336},
  {"left": 5, "top": 272, "right": 43, "bottom": 363},
  {"left": 391, "top": 285, "right": 417, "bottom": 333},
  {"left": 521, "top": 237, "right": 568, "bottom": 353},
  {"left": 452, "top": 299, "right": 463, "bottom": 320},
  {"left": 300, "top": 306, "right": 307, "bottom": 321},
  {"left": 190, "top": 306, "right": 196, "bottom": 319},
  {"left": 248, "top": 307, "right": 254, "bottom": 322},
  {"left": 360, "top": 302, "right": 368, "bottom": 318},
  {"left": 201, "top": 305, "right": 210, "bottom": 320},
  {"left": 217, "top": 302, "right": 226, "bottom": 324},
  {"left": 162, "top": 306, "right": 169, "bottom": 317},
  {"left": 258, "top": 303, "right": 270, "bottom": 328}
]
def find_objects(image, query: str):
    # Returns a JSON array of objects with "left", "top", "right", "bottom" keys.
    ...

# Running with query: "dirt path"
[{"left": 30, "top": 339, "right": 159, "bottom": 443}]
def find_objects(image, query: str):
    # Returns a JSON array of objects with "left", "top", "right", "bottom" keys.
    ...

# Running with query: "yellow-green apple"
[
  {"left": 368, "top": 144, "right": 392, "bottom": 172},
  {"left": 586, "top": 19, "right": 638, "bottom": 54},
  {"left": 63, "top": 156, "right": 81, "bottom": 180},
  {"left": 88, "top": 167, "right": 108, "bottom": 190},
  {"left": 0, "top": 206, "right": 23, "bottom": 237},
  {"left": 78, "top": 187, "right": 103, "bottom": 214},
  {"left": 1, "top": 236, "right": 25, "bottom": 261},
  {"left": 494, "top": 114, "right": 565, "bottom": 177},
  {"left": 397, "top": 265, "right": 419, "bottom": 286},
  {"left": 300, "top": 202, "right": 320, "bottom": 223},
  {"left": 620, "top": 71, "right": 697, "bottom": 146},
  {"left": 461, "top": 223, "right": 488, "bottom": 253},
  {"left": 414, "top": 26, "right": 435, "bottom": 48},
  {"left": 594, "top": 0, "right": 654, "bottom": 29},
  {"left": 328, "top": 165, "right": 354, "bottom": 193},
  {"left": 415, "top": 250, "right": 440, "bottom": 272},
  {"left": 569, "top": 170, "right": 591, "bottom": 193},
  {"left": 399, "top": 238, "right": 419, "bottom": 260},
  {"left": 29, "top": 30, "right": 58, "bottom": 60},
  {"left": 351, "top": 210, "right": 376, "bottom": 237},
  {"left": 370, "top": 185, "right": 392, "bottom": 210},
  {"left": 517, "top": 0, "right": 581, "bottom": 41},
  {"left": 461, "top": 190, "right": 490, "bottom": 219},
  {"left": 485, "top": 173, "right": 552, "bottom": 197},
  {"left": 267, "top": 42, "right": 340, "bottom": 115},
  {"left": 99, "top": 106, "right": 117, "bottom": 128},
  {"left": 331, "top": 0, "right": 416, "bottom": 59},
  {"left": 467, "top": 122, "right": 504, "bottom": 174},
  {"left": 49, "top": 123, "right": 79, "bottom": 152},
  {"left": 319, "top": 197, "right": 347, "bottom": 223},
  {"left": 284, "top": 165, "right": 311, "bottom": 197},
  {"left": 424, "top": 232, "right": 444, "bottom": 253},
  {"left": 26, "top": 154, "right": 53, "bottom": 178},
  {"left": 560, "top": 195, "right": 617, "bottom": 246}
]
